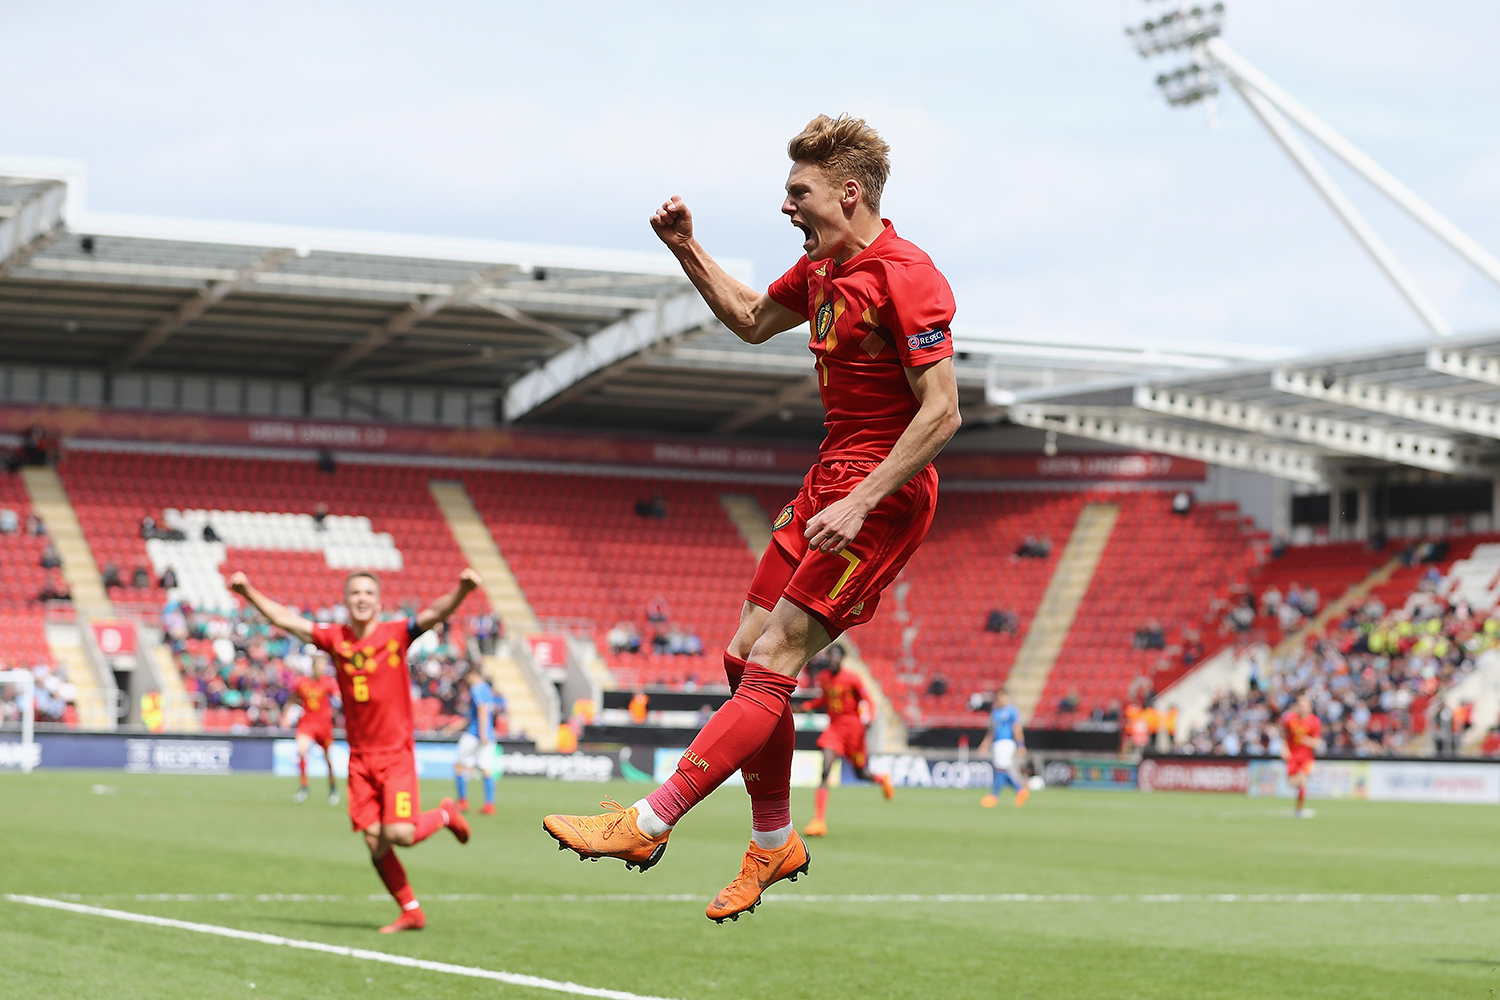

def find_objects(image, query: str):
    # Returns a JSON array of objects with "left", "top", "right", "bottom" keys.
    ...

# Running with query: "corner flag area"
[{"left": 1, "top": 771, "right": 1494, "bottom": 1000}]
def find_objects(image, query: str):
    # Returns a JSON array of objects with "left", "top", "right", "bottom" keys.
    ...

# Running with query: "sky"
[{"left": 7, "top": 0, "right": 1500, "bottom": 353}]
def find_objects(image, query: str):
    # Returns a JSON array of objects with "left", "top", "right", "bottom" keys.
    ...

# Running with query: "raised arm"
[
  {"left": 650, "top": 196, "right": 804, "bottom": 345},
  {"left": 415, "top": 568, "right": 483, "bottom": 634},
  {"left": 805, "top": 357, "right": 962, "bottom": 554},
  {"left": 228, "top": 571, "right": 315, "bottom": 644}
]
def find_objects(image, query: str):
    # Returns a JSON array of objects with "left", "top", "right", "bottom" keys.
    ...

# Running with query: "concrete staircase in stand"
[
  {"left": 1009, "top": 503, "right": 1121, "bottom": 723},
  {"left": 44, "top": 622, "right": 111, "bottom": 729},
  {"left": 429, "top": 480, "right": 556, "bottom": 749},
  {"left": 22, "top": 467, "right": 110, "bottom": 615},
  {"left": 719, "top": 493, "right": 908, "bottom": 752}
]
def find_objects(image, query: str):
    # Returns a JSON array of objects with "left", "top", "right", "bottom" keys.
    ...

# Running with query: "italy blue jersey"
[
  {"left": 991, "top": 704, "right": 1020, "bottom": 742},
  {"left": 467, "top": 680, "right": 498, "bottom": 739}
]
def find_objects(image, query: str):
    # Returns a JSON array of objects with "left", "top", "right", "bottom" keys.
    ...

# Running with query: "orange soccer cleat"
[
  {"left": 480, "top": 802, "right": 496, "bottom": 816},
  {"left": 1014, "top": 787, "right": 1030, "bottom": 808},
  {"left": 543, "top": 799, "right": 670, "bottom": 872},
  {"left": 980, "top": 794, "right": 999, "bottom": 808},
  {"left": 876, "top": 773, "right": 895, "bottom": 800},
  {"left": 455, "top": 798, "right": 469, "bottom": 813},
  {"left": 706, "top": 832, "right": 811, "bottom": 924},
  {"left": 802, "top": 817, "right": 828, "bottom": 838},
  {"left": 441, "top": 798, "right": 470, "bottom": 844},
  {"left": 379, "top": 907, "right": 426, "bottom": 933}
]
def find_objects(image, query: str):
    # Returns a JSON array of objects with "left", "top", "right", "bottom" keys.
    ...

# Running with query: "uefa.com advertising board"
[{"left": 2, "top": 735, "right": 1498, "bottom": 805}]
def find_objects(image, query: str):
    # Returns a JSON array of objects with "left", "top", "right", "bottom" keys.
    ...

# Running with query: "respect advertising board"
[{"left": 1137, "top": 756, "right": 1250, "bottom": 794}]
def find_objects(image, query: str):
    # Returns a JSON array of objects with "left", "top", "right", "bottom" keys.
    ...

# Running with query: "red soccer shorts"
[
  {"left": 1286, "top": 750, "right": 1315, "bottom": 778},
  {"left": 297, "top": 723, "right": 333, "bottom": 750},
  {"left": 748, "top": 460, "right": 937, "bottom": 637},
  {"left": 346, "top": 748, "right": 421, "bottom": 831},
  {"left": 817, "top": 718, "right": 868, "bottom": 769}
]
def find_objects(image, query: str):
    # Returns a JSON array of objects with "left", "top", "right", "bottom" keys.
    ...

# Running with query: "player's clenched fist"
[
  {"left": 458, "top": 567, "right": 483, "bottom": 591},
  {"left": 228, "top": 571, "right": 250, "bottom": 596},
  {"left": 650, "top": 196, "right": 693, "bottom": 249}
]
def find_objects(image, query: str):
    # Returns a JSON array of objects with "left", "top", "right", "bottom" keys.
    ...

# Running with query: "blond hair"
[{"left": 787, "top": 114, "right": 891, "bottom": 213}]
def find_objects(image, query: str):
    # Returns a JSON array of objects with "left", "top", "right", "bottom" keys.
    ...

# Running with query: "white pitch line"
[
  {"left": 36, "top": 892, "right": 1500, "bottom": 905},
  {"left": 5, "top": 895, "right": 680, "bottom": 1000}
]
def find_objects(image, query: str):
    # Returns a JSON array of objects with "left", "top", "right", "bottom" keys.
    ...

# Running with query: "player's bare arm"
[
  {"left": 805, "top": 357, "right": 961, "bottom": 554},
  {"left": 228, "top": 571, "right": 315, "bottom": 643},
  {"left": 650, "top": 195, "right": 803, "bottom": 344},
  {"left": 414, "top": 567, "right": 483, "bottom": 633}
]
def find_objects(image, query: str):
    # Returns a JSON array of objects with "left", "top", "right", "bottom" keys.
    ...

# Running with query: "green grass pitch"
[{"left": 1, "top": 770, "right": 1496, "bottom": 999}]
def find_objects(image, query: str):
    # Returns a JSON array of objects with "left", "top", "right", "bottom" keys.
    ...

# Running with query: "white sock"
[
  {"left": 751, "top": 824, "right": 793, "bottom": 850},
  {"left": 633, "top": 798, "right": 672, "bottom": 838}
]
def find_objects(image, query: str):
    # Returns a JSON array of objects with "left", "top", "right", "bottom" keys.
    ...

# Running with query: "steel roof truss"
[{"left": 1274, "top": 366, "right": 1500, "bottom": 442}]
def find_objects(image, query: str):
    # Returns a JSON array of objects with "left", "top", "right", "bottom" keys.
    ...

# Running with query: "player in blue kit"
[
  {"left": 450, "top": 666, "right": 502, "bottom": 815},
  {"left": 977, "top": 689, "right": 1029, "bottom": 808}
]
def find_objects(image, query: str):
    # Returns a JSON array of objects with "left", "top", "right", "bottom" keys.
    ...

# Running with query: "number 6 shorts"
[
  {"left": 747, "top": 460, "right": 938, "bottom": 639},
  {"left": 347, "top": 746, "right": 422, "bottom": 831}
]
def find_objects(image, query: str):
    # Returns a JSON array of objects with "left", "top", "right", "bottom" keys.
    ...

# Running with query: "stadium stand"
[
  {"left": 1030, "top": 494, "right": 1261, "bottom": 726},
  {"left": 836, "top": 489, "right": 1088, "bottom": 725},
  {"left": 1241, "top": 541, "right": 1392, "bottom": 648},
  {"left": 0, "top": 472, "right": 53, "bottom": 667},
  {"left": 458, "top": 468, "right": 768, "bottom": 690}
]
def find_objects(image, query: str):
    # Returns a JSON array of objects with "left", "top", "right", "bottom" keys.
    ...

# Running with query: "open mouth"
[{"left": 792, "top": 221, "right": 814, "bottom": 251}]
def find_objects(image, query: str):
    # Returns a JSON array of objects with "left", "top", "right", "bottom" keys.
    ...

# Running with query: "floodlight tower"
[{"left": 1125, "top": 2, "right": 1500, "bottom": 338}]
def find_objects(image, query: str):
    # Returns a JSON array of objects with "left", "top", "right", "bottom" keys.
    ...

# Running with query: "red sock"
[
  {"left": 743, "top": 692, "right": 795, "bottom": 831},
  {"left": 372, "top": 850, "right": 418, "bottom": 911},
  {"left": 1296, "top": 786, "right": 1307, "bottom": 810},
  {"left": 411, "top": 806, "right": 449, "bottom": 844},
  {"left": 645, "top": 666, "right": 797, "bottom": 827},
  {"left": 723, "top": 651, "right": 748, "bottom": 693},
  {"left": 814, "top": 786, "right": 829, "bottom": 821}
]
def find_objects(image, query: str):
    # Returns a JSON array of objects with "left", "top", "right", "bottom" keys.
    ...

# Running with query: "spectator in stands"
[
  {"left": 607, "top": 621, "right": 641, "bottom": 655},
  {"left": 39, "top": 542, "right": 61, "bottom": 570},
  {"left": 0, "top": 507, "right": 16, "bottom": 535},
  {"left": 25, "top": 513, "right": 45, "bottom": 536},
  {"left": 1260, "top": 585, "right": 1283, "bottom": 618},
  {"left": 1181, "top": 629, "right": 1205, "bottom": 665},
  {"left": 985, "top": 608, "right": 1019, "bottom": 634},
  {"left": 634, "top": 494, "right": 667, "bottom": 519},
  {"left": 140, "top": 514, "right": 158, "bottom": 539},
  {"left": 1133, "top": 619, "right": 1166, "bottom": 650},
  {"left": 628, "top": 690, "right": 649, "bottom": 724},
  {"left": 927, "top": 672, "right": 949, "bottom": 697},
  {"left": 313, "top": 502, "right": 329, "bottom": 531},
  {"left": 1014, "top": 535, "right": 1051, "bottom": 559},
  {"left": 38, "top": 573, "right": 70, "bottom": 602},
  {"left": 202, "top": 522, "right": 221, "bottom": 543},
  {"left": 132, "top": 565, "right": 150, "bottom": 589},
  {"left": 102, "top": 561, "right": 122, "bottom": 590},
  {"left": 651, "top": 625, "right": 671, "bottom": 655},
  {"left": 1058, "top": 688, "right": 1081, "bottom": 717},
  {"left": 159, "top": 566, "right": 178, "bottom": 590},
  {"left": 1171, "top": 490, "right": 1193, "bottom": 515},
  {"left": 646, "top": 596, "right": 670, "bottom": 624}
]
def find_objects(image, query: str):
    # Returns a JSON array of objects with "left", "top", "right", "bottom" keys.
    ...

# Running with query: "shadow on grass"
[
  {"left": 253, "top": 916, "right": 382, "bottom": 932},
  {"left": 1428, "top": 958, "right": 1499, "bottom": 966}
]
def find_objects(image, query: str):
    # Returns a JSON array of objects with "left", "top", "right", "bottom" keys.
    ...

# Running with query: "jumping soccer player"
[
  {"left": 230, "top": 568, "right": 480, "bottom": 933},
  {"left": 544, "top": 113, "right": 961, "bottom": 924},
  {"left": 802, "top": 646, "right": 894, "bottom": 838},
  {"left": 977, "top": 689, "right": 1029, "bottom": 808},
  {"left": 1281, "top": 693, "right": 1322, "bottom": 818},
  {"left": 450, "top": 665, "right": 500, "bottom": 815},
  {"left": 286, "top": 652, "right": 340, "bottom": 805}
]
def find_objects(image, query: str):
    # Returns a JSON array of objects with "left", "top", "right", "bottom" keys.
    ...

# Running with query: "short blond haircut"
[{"left": 787, "top": 114, "right": 891, "bottom": 214}]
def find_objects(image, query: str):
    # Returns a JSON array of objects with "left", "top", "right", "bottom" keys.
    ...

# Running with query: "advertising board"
[
  {"left": 1043, "top": 757, "right": 1138, "bottom": 790},
  {"left": 1247, "top": 759, "right": 1369, "bottom": 800},
  {"left": 1137, "top": 757, "right": 1249, "bottom": 793},
  {"left": 1365, "top": 761, "right": 1500, "bottom": 804}
]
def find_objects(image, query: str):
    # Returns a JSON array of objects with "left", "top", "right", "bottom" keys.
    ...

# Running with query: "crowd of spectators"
[
  {"left": 1185, "top": 577, "right": 1491, "bottom": 757},
  {"left": 0, "top": 661, "right": 77, "bottom": 726},
  {"left": 161, "top": 601, "right": 501, "bottom": 734},
  {"left": 607, "top": 597, "right": 705, "bottom": 657},
  {"left": 1014, "top": 535, "right": 1052, "bottom": 559}
]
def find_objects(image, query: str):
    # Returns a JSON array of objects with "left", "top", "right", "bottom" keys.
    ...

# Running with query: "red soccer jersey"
[
  {"left": 1281, "top": 710, "right": 1322, "bottom": 753},
  {"left": 809, "top": 668, "right": 869, "bottom": 723},
  {"left": 311, "top": 619, "right": 418, "bottom": 754},
  {"left": 293, "top": 675, "right": 338, "bottom": 729},
  {"left": 767, "top": 221, "right": 956, "bottom": 463}
]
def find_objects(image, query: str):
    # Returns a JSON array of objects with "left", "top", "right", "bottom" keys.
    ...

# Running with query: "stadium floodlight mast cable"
[
  {"left": 1125, "top": 1, "right": 1500, "bottom": 338},
  {"left": 0, "top": 670, "right": 37, "bottom": 774}
]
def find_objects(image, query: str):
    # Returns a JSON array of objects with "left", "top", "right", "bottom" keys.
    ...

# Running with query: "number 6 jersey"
[{"left": 311, "top": 618, "right": 422, "bottom": 754}]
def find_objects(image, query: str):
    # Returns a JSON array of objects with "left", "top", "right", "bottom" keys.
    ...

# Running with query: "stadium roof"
[
  {"left": 1, "top": 157, "right": 1283, "bottom": 440},
  {"left": 1010, "top": 331, "right": 1500, "bottom": 486}
]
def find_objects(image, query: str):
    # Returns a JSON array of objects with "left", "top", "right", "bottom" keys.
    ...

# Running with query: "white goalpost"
[{"left": 0, "top": 670, "right": 37, "bottom": 774}]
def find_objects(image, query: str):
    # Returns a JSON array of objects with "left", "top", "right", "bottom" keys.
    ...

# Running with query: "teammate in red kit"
[
  {"left": 545, "top": 114, "right": 961, "bottom": 923},
  {"left": 231, "top": 568, "right": 482, "bottom": 933},
  {"left": 1281, "top": 693, "right": 1323, "bottom": 819},
  {"left": 286, "top": 653, "right": 340, "bottom": 805},
  {"left": 802, "top": 645, "right": 894, "bottom": 838}
]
